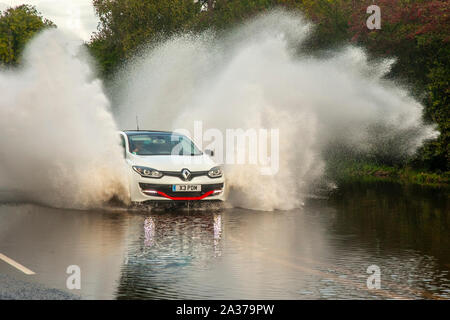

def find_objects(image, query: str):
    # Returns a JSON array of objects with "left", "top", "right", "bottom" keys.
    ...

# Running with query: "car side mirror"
[{"left": 205, "top": 149, "right": 214, "bottom": 157}]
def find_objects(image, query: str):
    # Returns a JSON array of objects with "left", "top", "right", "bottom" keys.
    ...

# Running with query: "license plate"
[{"left": 172, "top": 185, "right": 201, "bottom": 192}]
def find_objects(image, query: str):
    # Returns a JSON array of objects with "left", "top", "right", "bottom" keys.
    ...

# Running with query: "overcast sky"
[{"left": 0, "top": 0, "right": 99, "bottom": 41}]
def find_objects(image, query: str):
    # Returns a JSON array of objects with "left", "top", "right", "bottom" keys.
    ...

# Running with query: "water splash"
[
  {"left": 0, "top": 30, "right": 129, "bottom": 209},
  {"left": 113, "top": 11, "right": 437, "bottom": 211}
]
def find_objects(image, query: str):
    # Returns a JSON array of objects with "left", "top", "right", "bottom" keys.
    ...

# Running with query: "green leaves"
[
  {"left": 90, "top": 0, "right": 201, "bottom": 76},
  {"left": 0, "top": 4, "right": 55, "bottom": 67}
]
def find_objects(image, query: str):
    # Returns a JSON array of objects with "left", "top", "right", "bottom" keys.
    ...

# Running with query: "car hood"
[{"left": 127, "top": 154, "right": 218, "bottom": 172}]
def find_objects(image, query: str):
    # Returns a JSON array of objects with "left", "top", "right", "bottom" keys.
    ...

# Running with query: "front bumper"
[{"left": 129, "top": 171, "right": 226, "bottom": 203}]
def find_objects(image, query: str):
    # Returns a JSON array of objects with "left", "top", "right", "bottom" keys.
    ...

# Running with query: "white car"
[{"left": 119, "top": 130, "right": 225, "bottom": 206}]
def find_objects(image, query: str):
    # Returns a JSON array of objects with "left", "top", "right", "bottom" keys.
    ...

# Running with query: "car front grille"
[
  {"left": 161, "top": 170, "right": 208, "bottom": 181},
  {"left": 139, "top": 183, "right": 224, "bottom": 198}
]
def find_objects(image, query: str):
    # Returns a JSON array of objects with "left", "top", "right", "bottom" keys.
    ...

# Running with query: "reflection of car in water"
[
  {"left": 116, "top": 212, "right": 223, "bottom": 299},
  {"left": 118, "top": 130, "right": 225, "bottom": 206}
]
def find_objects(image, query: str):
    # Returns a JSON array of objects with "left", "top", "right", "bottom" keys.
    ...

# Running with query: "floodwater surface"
[{"left": 0, "top": 182, "right": 448, "bottom": 299}]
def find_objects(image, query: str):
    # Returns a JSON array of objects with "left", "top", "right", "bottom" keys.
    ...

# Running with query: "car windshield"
[{"left": 126, "top": 132, "right": 203, "bottom": 156}]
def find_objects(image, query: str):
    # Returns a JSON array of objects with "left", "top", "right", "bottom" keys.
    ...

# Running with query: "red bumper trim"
[{"left": 156, "top": 190, "right": 215, "bottom": 200}]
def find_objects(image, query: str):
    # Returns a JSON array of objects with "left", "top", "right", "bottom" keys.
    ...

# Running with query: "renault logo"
[{"left": 181, "top": 169, "right": 191, "bottom": 181}]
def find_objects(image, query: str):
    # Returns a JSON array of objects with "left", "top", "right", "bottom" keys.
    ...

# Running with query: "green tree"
[
  {"left": 419, "top": 47, "right": 450, "bottom": 171},
  {"left": 0, "top": 4, "right": 55, "bottom": 66},
  {"left": 348, "top": 0, "right": 449, "bottom": 171},
  {"left": 90, "top": 0, "right": 202, "bottom": 76}
]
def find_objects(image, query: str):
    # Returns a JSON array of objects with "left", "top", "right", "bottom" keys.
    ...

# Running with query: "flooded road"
[{"left": 0, "top": 182, "right": 449, "bottom": 299}]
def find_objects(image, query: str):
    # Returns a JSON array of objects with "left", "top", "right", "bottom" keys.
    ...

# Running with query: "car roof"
[{"left": 123, "top": 130, "right": 175, "bottom": 135}]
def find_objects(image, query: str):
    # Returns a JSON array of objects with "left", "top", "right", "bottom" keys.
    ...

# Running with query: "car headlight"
[
  {"left": 208, "top": 166, "right": 223, "bottom": 178},
  {"left": 132, "top": 166, "right": 163, "bottom": 178}
]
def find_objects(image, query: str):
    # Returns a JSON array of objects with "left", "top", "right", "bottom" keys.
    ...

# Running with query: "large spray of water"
[
  {"left": 0, "top": 11, "right": 438, "bottom": 211},
  {"left": 0, "top": 30, "right": 128, "bottom": 209},
  {"left": 113, "top": 11, "right": 437, "bottom": 211}
]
